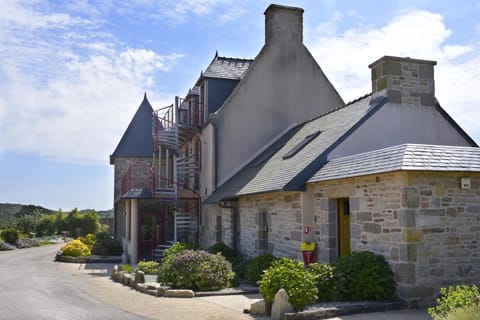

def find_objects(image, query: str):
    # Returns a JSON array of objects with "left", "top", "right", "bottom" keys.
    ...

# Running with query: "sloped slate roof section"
[
  {"left": 309, "top": 144, "right": 480, "bottom": 183},
  {"left": 205, "top": 94, "right": 383, "bottom": 204},
  {"left": 203, "top": 56, "right": 253, "bottom": 80},
  {"left": 110, "top": 95, "right": 154, "bottom": 163},
  {"left": 120, "top": 188, "right": 152, "bottom": 199}
]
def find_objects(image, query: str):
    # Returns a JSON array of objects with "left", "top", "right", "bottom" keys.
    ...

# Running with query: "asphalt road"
[{"left": 0, "top": 243, "right": 146, "bottom": 320}]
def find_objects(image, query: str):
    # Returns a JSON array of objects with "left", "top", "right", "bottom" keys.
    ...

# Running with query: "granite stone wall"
[
  {"left": 237, "top": 192, "right": 304, "bottom": 260},
  {"left": 112, "top": 157, "right": 152, "bottom": 201},
  {"left": 311, "top": 171, "right": 480, "bottom": 307},
  {"left": 200, "top": 170, "right": 479, "bottom": 307}
]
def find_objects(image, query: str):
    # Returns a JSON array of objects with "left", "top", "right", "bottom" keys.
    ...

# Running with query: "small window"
[
  {"left": 215, "top": 215, "right": 222, "bottom": 242},
  {"left": 258, "top": 211, "right": 269, "bottom": 252},
  {"left": 282, "top": 131, "right": 321, "bottom": 160}
]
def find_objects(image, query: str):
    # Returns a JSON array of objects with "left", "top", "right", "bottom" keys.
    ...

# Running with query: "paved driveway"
[
  {"left": 0, "top": 243, "right": 146, "bottom": 320},
  {"left": 0, "top": 243, "right": 431, "bottom": 320},
  {"left": 0, "top": 243, "right": 260, "bottom": 320}
]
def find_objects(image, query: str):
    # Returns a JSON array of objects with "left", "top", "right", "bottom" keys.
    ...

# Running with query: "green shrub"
[
  {"left": 246, "top": 253, "right": 277, "bottom": 285},
  {"left": 91, "top": 238, "right": 122, "bottom": 256},
  {"left": 1, "top": 228, "right": 19, "bottom": 245},
  {"left": 158, "top": 249, "right": 234, "bottom": 291},
  {"left": 334, "top": 251, "right": 395, "bottom": 301},
  {"left": 137, "top": 260, "right": 160, "bottom": 275},
  {"left": 60, "top": 239, "right": 91, "bottom": 257},
  {"left": 258, "top": 257, "right": 318, "bottom": 311},
  {"left": 308, "top": 263, "right": 341, "bottom": 302},
  {"left": 95, "top": 231, "right": 110, "bottom": 242},
  {"left": 208, "top": 242, "right": 243, "bottom": 265},
  {"left": 233, "top": 258, "right": 249, "bottom": 282},
  {"left": 428, "top": 285, "right": 480, "bottom": 320},
  {"left": 119, "top": 264, "right": 133, "bottom": 273}
]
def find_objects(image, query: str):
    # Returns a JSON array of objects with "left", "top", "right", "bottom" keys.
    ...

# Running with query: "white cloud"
[
  {"left": 308, "top": 9, "right": 480, "bottom": 143},
  {"left": 0, "top": 0, "right": 182, "bottom": 164},
  {"left": 101, "top": 0, "right": 239, "bottom": 25}
]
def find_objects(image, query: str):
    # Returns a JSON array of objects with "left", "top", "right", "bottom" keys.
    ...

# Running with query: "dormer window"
[{"left": 282, "top": 131, "right": 321, "bottom": 160}]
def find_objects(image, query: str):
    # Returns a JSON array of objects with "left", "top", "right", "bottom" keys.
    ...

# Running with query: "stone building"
[
  {"left": 110, "top": 3, "right": 480, "bottom": 306},
  {"left": 205, "top": 56, "right": 480, "bottom": 306}
]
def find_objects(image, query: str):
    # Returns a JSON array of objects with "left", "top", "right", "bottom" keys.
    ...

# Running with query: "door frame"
[
  {"left": 337, "top": 198, "right": 351, "bottom": 257},
  {"left": 138, "top": 211, "right": 166, "bottom": 260}
]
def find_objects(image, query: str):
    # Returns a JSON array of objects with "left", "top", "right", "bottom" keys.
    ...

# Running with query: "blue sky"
[{"left": 1, "top": 0, "right": 479, "bottom": 211}]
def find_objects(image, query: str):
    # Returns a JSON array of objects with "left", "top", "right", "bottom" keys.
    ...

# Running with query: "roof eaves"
[{"left": 435, "top": 100, "right": 478, "bottom": 147}]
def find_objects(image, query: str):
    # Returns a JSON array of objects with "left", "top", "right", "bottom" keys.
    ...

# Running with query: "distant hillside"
[
  {"left": 79, "top": 208, "right": 113, "bottom": 217},
  {"left": 0, "top": 203, "right": 53, "bottom": 228},
  {"left": 0, "top": 203, "right": 113, "bottom": 228}
]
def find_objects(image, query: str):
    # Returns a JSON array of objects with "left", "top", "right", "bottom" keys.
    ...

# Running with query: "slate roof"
[
  {"left": 120, "top": 188, "right": 152, "bottom": 199},
  {"left": 202, "top": 55, "right": 253, "bottom": 80},
  {"left": 309, "top": 144, "right": 480, "bottom": 183},
  {"left": 205, "top": 94, "right": 386, "bottom": 203},
  {"left": 110, "top": 94, "right": 154, "bottom": 164}
]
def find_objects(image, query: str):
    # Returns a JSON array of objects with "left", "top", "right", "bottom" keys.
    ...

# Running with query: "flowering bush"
[
  {"left": 208, "top": 242, "right": 245, "bottom": 283},
  {"left": 78, "top": 234, "right": 96, "bottom": 248},
  {"left": 16, "top": 238, "right": 40, "bottom": 249},
  {"left": 0, "top": 240, "right": 15, "bottom": 251},
  {"left": 60, "top": 239, "right": 91, "bottom": 257},
  {"left": 158, "top": 249, "right": 234, "bottom": 291},
  {"left": 161, "top": 242, "right": 196, "bottom": 263}
]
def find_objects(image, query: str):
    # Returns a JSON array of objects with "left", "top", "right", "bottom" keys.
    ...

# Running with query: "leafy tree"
[
  {"left": 54, "top": 210, "right": 66, "bottom": 234},
  {"left": 36, "top": 214, "right": 56, "bottom": 237},
  {"left": 79, "top": 210, "right": 100, "bottom": 235},
  {"left": 65, "top": 208, "right": 83, "bottom": 237}
]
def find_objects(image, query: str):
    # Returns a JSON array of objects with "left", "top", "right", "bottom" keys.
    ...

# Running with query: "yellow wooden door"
[{"left": 338, "top": 198, "right": 350, "bottom": 256}]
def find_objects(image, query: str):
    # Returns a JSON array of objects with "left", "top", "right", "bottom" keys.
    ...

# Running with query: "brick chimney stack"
[
  {"left": 369, "top": 56, "right": 437, "bottom": 106},
  {"left": 264, "top": 4, "right": 304, "bottom": 45}
]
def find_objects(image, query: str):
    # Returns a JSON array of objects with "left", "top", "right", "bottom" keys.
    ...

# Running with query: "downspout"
[
  {"left": 219, "top": 200, "right": 239, "bottom": 251},
  {"left": 212, "top": 120, "right": 218, "bottom": 188}
]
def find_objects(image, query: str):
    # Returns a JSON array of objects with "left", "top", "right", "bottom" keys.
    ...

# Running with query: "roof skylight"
[{"left": 282, "top": 131, "right": 321, "bottom": 160}]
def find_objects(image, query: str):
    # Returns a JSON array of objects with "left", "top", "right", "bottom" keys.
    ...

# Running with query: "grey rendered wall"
[
  {"left": 329, "top": 102, "right": 474, "bottom": 160},
  {"left": 214, "top": 41, "right": 343, "bottom": 186},
  {"left": 207, "top": 78, "right": 239, "bottom": 114}
]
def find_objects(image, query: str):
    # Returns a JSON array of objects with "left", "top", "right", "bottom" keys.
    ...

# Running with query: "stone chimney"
[
  {"left": 264, "top": 4, "right": 304, "bottom": 45},
  {"left": 369, "top": 56, "right": 437, "bottom": 106}
]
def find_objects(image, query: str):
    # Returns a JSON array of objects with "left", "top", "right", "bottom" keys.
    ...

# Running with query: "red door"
[{"left": 138, "top": 212, "right": 166, "bottom": 261}]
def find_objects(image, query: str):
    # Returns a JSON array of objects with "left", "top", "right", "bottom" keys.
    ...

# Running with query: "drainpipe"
[{"left": 219, "top": 200, "right": 239, "bottom": 251}]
